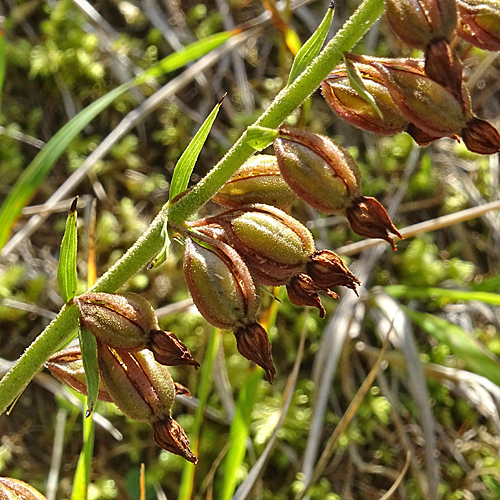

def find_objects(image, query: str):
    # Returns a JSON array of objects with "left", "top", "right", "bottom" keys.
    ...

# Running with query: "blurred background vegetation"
[{"left": 1, "top": 0, "right": 500, "bottom": 499}]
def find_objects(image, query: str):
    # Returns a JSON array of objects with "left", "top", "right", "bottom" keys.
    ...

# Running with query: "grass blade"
[
  {"left": 138, "top": 31, "right": 235, "bottom": 82},
  {"left": 404, "top": 308, "right": 500, "bottom": 386},
  {"left": 385, "top": 285, "right": 500, "bottom": 306},
  {"left": 169, "top": 94, "right": 226, "bottom": 202},
  {"left": 221, "top": 368, "right": 262, "bottom": 500},
  {"left": 70, "top": 403, "right": 94, "bottom": 500},
  {"left": 288, "top": 2, "right": 334, "bottom": 85},
  {"left": 178, "top": 328, "right": 220, "bottom": 500},
  {"left": 57, "top": 197, "right": 79, "bottom": 304}
]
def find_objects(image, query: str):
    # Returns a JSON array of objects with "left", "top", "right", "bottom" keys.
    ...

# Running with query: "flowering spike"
[{"left": 346, "top": 196, "right": 403, "bottom": 250}]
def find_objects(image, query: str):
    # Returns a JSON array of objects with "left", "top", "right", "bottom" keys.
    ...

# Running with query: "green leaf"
[
  {"left": 385, "top": 285, "right": 500, "bottom": 307},
  {"left": 0, "top": 30, "right": 238, "bottom": 251},
  {"left": 287, "top": 2, "right": 334, "bottom": 85},
  {"left": 169, "top": 95, "right": 226, "bottom": 202},
  {"left": 58, "top": 197, "right": 79, "bottom": 304},
  {"left": 342, "top": 53, "right": 384, "bottom": 119},
  {"left": 246, "top": 126, "right": 280, "bottom": 151},
  {"left": 78, "top": 325, "right": 99, "bottom": 417},
  {"left": 222, "top": 368, "right": 262, "bottom": 500},
  {"left": 404, "top": 308, "right": 500, "bottom": 386},
  {"left": 71, "top": 397, "right": 95, "bottom": 500}
]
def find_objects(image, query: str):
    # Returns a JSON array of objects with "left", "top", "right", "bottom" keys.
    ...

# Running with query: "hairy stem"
[{"left": 0, "top": 0, "right": 384, "bottom": 415}]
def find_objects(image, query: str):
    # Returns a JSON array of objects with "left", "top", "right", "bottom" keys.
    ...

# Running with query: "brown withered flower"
[
  {"left": 346, "top": 196, "right": 403, "bottom": 251},
  {"left": 211, "top": 155, "right": 296, "bottom": 209},
  {"left": 73, "top": 292, "right": 198, "bottom": 368},
  {"left": 97, "top": 344, "right": 197, "bottom": 463},
  {"left": 183, "top": 234, "right": 276, "bottom": 382},
  {"left": 189, "top": 204, "right": 360, "bottom": 318}
]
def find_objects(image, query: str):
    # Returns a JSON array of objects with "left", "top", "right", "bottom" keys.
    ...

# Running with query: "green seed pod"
[
  {"left": 274, "top": 127, "right": 362, "bottom": 214},
  {"left": 183, "top": 237, "right": 260, "bottom": 330},
  {"left": 212, "top": 155, "right": 296, "bottom": 209},
  {"left": 457, "top": 0, "right": 500, "bottom": 51},
  {"left": 45, "top": 347, "right": 113, "bottom": 402},
  {"left": 322, "top": 67, "right": 408, "bottom": 136},
  {"left": 372, "top": 60, "right": 470, "bottom": 138},
  {"left": 190, "top": 204, "right": 361, "bottom": 317},
  {"left": 384, "top": 0, "right": 457, "bottom": 48},
  {"left": 204, "top": 204, "right": 315, "bottom": 285},
  {"left": 0, "top": 477, "right": 47, "bottom": 500},
  {"left": 45, "top": 348, "right": 191, "bottom": 399},
  {"left": 96, "top": 344, "right": 197, "bottom": 463},
  {"left": 183, "top": 234, "right": 275, "bottom": 382},
  {"left": 74, "top": 292, "right": 198, "bottom": 368}
]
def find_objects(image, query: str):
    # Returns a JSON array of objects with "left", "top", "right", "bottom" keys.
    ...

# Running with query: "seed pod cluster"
[
  {"left": 46, "top": 292, "right": 199, "bottom": 463},
  {"left": 321, "top": 0, "right": 500, "bottom": 155}
]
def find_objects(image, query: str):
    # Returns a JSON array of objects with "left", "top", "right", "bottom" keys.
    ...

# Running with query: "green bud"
[
  {"left": 274, "top": 127, "right": 362, "bottom": 214},
  {"left": 212, "top": 155, "right": 296, "bottom": 209}
]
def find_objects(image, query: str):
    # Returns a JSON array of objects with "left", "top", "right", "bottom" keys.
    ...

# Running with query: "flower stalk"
[{"left": 0, "top": 0, "right": 386, "bottom": 416}]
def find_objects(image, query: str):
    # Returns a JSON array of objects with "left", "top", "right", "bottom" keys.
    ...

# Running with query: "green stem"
[{"left": 0, "top": 0, "right": 384, "bottom": 415}]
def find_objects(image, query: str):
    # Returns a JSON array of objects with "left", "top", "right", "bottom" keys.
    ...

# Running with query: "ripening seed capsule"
[
  {"left": 274, "top": 128, "right": 362, "bottom": 215},
  {"left": 212, "top": 155, "right": 296, "bottom": 209}
]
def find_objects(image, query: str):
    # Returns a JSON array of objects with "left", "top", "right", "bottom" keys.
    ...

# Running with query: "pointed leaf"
[
  {"left": 342, "top": 53, "right": 384, "bottom": 119},
  {"left": 58, "top": 197, "right": 79, "bottom": 304},
  {"left": 405, "top": 308, "right": 500, "bottom": 386},
  {"left": 288, "top": 2, "right": 334, "bottom": 85},
  {"left": 148, "top": 219, "right": 171, "bottom": 269},
  {"left": 246, "top": 126, "right": 280, "bottom": 151},
  {"left": 78, "top": 325, "right": 99, "bottom": 416},
  {"left": 169, "top": 94, "right": 226, "bottom": 202}
]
